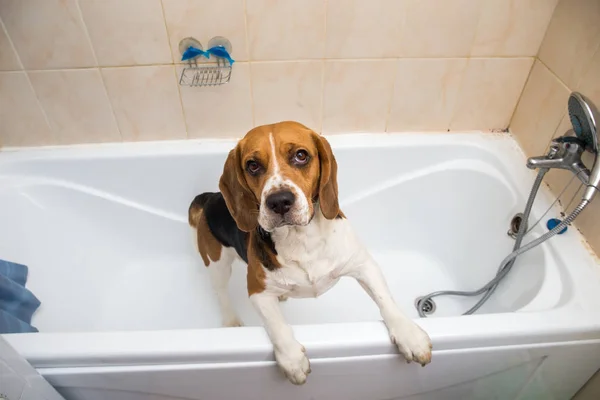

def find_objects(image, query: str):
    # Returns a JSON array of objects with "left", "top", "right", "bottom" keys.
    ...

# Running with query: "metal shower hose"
[{"left": 417, "top": 168, "right": 590, "bottom": 317}]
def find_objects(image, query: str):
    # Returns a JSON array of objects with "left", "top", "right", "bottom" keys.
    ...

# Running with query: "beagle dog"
[{"left": 189, "top": 121, "right": 432, "bottom": 385}]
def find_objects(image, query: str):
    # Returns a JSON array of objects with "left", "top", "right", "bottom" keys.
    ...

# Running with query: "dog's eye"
[
  {"left": 246, "top": 160, "right": 261, "bottom": 175},
  {"left": 293, "top": 150, "right": 309, "bottom": 165}
]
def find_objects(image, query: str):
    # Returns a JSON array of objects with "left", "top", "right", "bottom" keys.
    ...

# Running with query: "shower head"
[
  {"left": 568, "top": 92, "right": 599, "bottom": 153},
  {"left": 567, "top": 92, "right": 600, "bottom": 201}
]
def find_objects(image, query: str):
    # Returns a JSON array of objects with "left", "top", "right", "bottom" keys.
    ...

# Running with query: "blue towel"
[{"left": 0, "top": 260, "right": 40, "bottom": 333}]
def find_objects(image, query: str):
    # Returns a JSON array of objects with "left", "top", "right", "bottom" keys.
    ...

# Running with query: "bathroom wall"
[
  {"left": 0, "top": 0, "right": 558, "bottom": 147},
  {"left": 511, "top": 8, "right": 600, "bottom": 398},
  {"left": 510, "top": 0, "right": 600, "bottom": 254}
]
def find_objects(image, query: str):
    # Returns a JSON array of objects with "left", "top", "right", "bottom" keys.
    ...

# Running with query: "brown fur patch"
[
  {"left": 189, "top": 203, "right": 222, "bottom": 267},
  {"left": 247, "top": 231, "right": 278, "bottom": 295},
  {"left": 188, "top": 200, "right": 204, "bottom": 227},
  {"left": 219, "top": 146, "right": 260, "bottom": 232},
  {"left": 312, "top": 132, "right": 340, "bottom": 219}
]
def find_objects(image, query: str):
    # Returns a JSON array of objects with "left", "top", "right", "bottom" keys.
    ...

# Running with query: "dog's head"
[{"left": 219, "top": 121, "right": 339, "bottom": 232}]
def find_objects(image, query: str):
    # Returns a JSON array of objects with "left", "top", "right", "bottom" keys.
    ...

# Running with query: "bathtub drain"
[
  {"left": 507, "top": 213, "right": 527, "bottom": 239},
  {"left": 415, "top": 297, "right": 436, "bottom": 316}
]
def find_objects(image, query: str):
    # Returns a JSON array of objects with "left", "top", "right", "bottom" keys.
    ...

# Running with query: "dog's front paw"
[
  {"left": 275, "top": 344, "right": 311, "bottom": 385},
  {"left": 388, "top": 321, "right": 432, "bottom": 366}
]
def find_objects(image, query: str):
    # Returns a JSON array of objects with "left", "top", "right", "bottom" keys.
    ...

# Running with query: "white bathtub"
[{"left": 2, "top": 132, "right": 600, "bottom": 400}]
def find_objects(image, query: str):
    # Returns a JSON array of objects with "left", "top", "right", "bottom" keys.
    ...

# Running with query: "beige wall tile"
[
  {"left": 28, "top": 69, "right": 120, "bottom": 144},
  {"left": 575, "top": 198, "right": 600, "bottom": 256},
  {"left": 0, "top": 72, "right": 54, "bottom": 146},
  {"left": 0, "top": 0, "right": 96, "bottom": 69},
  {"left": 450, "top": 57, "right": 533, "bottom": 131},
  {"left": 323, "top": 60, "right": 396, "bottom": 133},
  {"left": 399, "top": 0, "right": 483, "bottom": 57},
  {"left": 102, "top": 66, "right": 186, "bottom": 142},
  {"left": 539, "top": 0, "right": 600, "bottom": 88},
  {"left": 162, "top": 0, "right": 247, "bottom": 63},
  {"left": 325, "top": 0, "right": 405, "bottom": 59},
  {"left": 246, "top": 0, "right": 325, "bottom": 60},
  {"left": 472, "top": 0, "right": 558, "bottom": 56},
  {"left": 388, "top": 59, "right": 467, "bottom": 132},
  {"left": 251, "top": 61, "right": 322, "bottom": 130},
  {"left": 0, "top": 21, "right": 21, "bottom": 71},
  {"left": 79, "top": 0, "right": 172, "bottom": 66},
  {"left": 511, "top": 61, "right": 570, "bottom": 157},
  {"left": 577, "top": 47, "right": 600, "bottom": 112},
  {"left": 178, "top": 62, "right": 252, "bottom": 138}
]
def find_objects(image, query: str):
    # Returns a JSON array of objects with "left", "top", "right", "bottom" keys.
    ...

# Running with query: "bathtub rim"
[{"left": 4, "top": 307, "right": 600, "bottom": 369}]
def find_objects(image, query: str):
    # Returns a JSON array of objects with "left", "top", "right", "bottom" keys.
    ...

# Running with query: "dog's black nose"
[{"left": 266, "top": 191, "right": 295, "bottom": 216}]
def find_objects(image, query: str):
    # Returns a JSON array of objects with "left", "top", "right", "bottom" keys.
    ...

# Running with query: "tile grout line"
[
  {"left": 536, "top": 57, "right": 570, "bottom": 91},
  {"left": 75, "top": 0, "right": 123, "bottom": 142},
  {"left": 452, "top": 0, "right": 501, "bottom": 132},
  {"left": 466, "top": 0, "right": 486, "bottom": 58},
  {"left": 0, "top": 56, "right": 548, "bottom": 74},
  {"left": 445, "top": 58, "right": 471, "bottom": 131},
  {"left": 507, "top": 57, "right": 537, "bottom": 132},
  {"left": 447, "top": 57, "right": 473, "bottom": 131},
  {"left": 243, "top": 0, "right": 256, "bottom": 127},
  {"left": 159, "top": 0, "right": 190, "bottom": 139},
  {"left": 0, "top": 17, "right": 23, "bottom": 72},
  {"left": 383, "top": 59, "right": 399, "bottom": 133},
  {"left": 0, "top": 16, "right": 56, "bottom": 145},
  {"left": 511, "top": 0, "right": 565, "bottom": 149},
  {"left": 319, "top": 0, "right": 327, "bottom": 133},
  {"left": 535, "top": 56, "right": 579, "bottom": 153},
  {"left": 384, "top": 0, "right": 409, "bottom": 133}
]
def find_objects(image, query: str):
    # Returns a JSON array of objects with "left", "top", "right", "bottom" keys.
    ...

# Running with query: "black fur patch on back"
[{"left": 199, "top": 192, "right": 249, "bottom": 263}]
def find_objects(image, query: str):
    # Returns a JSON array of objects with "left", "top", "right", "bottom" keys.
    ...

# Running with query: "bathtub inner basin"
[{"left": 0, "top": 134, "right": 568, "bottom": 334}]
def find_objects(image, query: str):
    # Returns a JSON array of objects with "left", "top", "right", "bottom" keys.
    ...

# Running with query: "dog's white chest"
[
  {"left": 266, "top": 215, "right": 353, "bottom": 298},
  {"left": 270, "top": 258, "right": 341, "bottom": 298}
]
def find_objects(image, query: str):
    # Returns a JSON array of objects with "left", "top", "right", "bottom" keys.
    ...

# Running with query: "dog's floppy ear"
[
  {"left": 313, "top": 133, "right": 340, "bottom": 219},
  {"left": 219, "top": 145, "right": 258, "bottom": 232}
]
